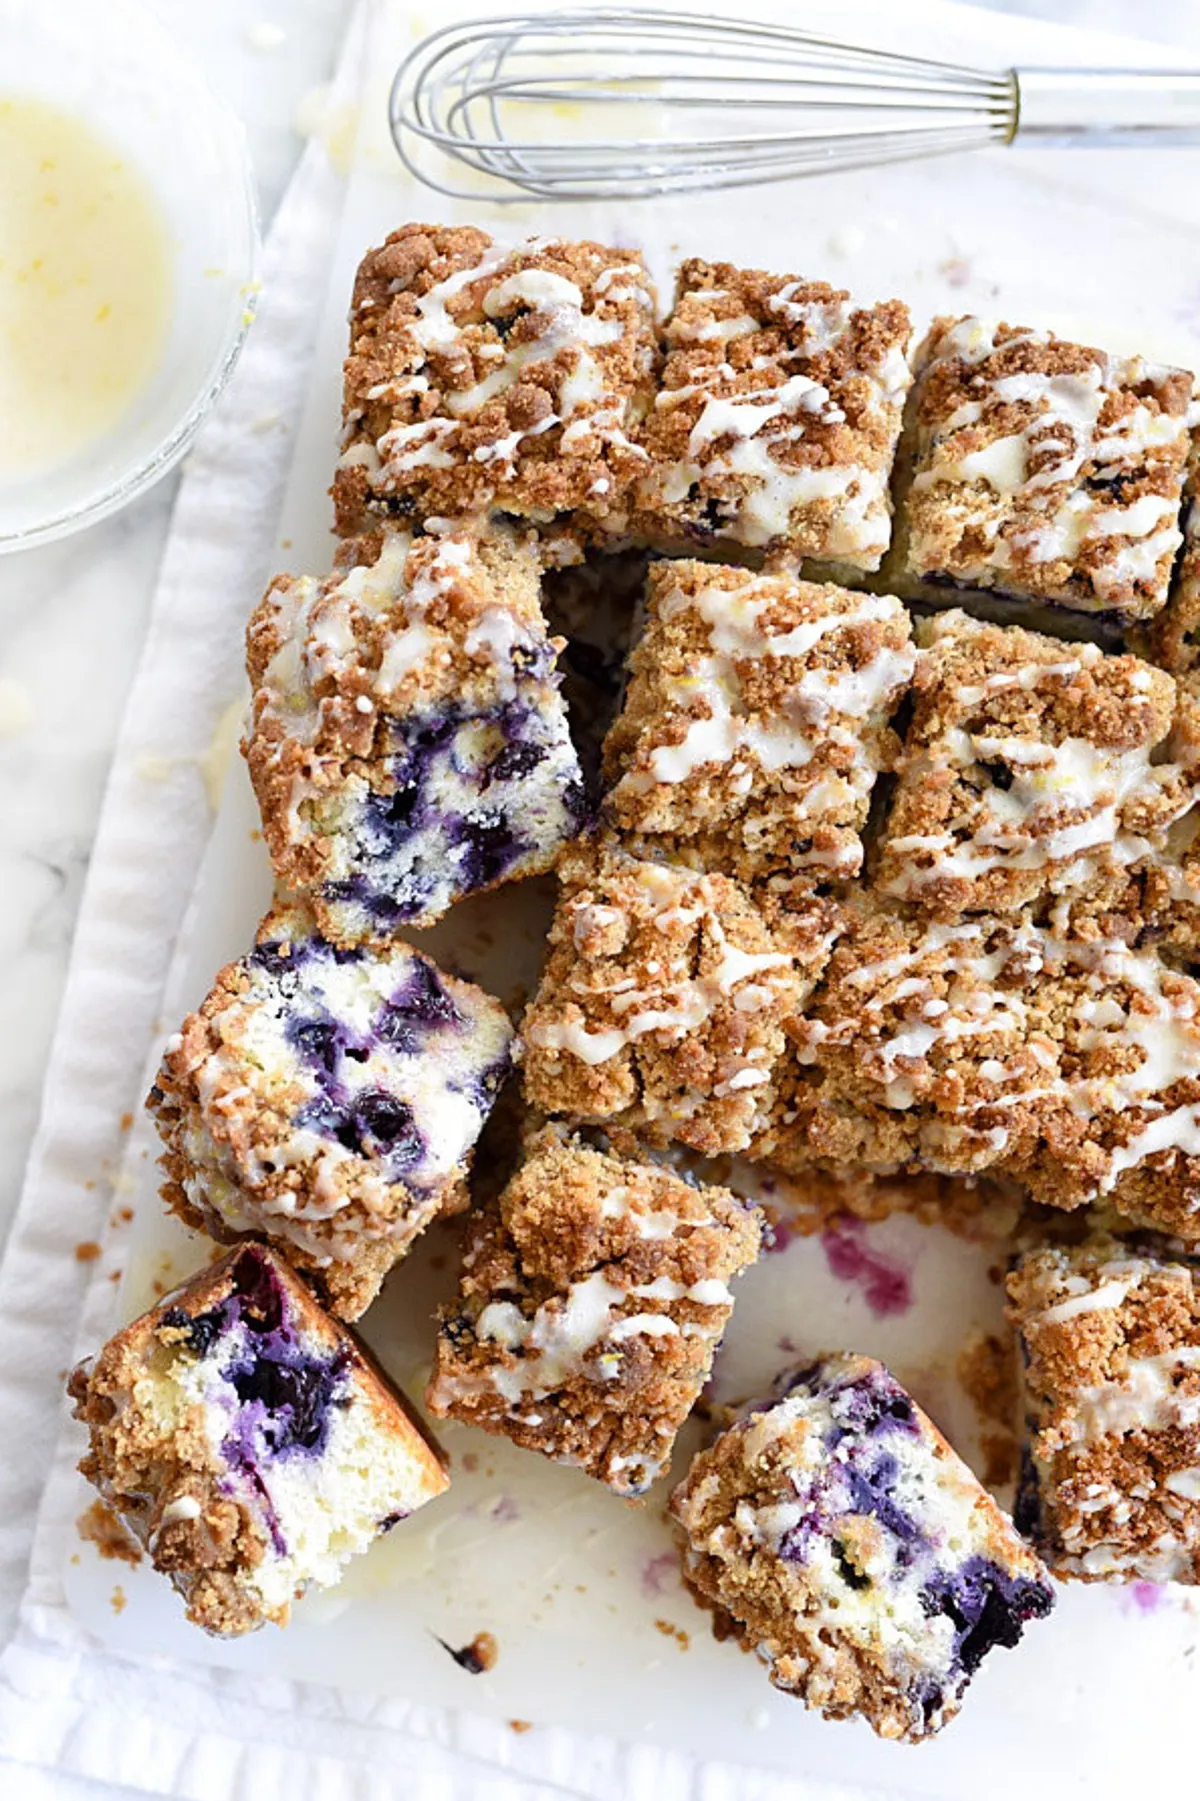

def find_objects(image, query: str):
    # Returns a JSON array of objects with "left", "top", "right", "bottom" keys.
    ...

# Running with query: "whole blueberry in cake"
[
  {"left": 669, "top": 1353, "right": 1054, "bottom": 1741},
  {"left": 243, "top": 524, "right": 586, "bottom": 942},
  {"left": 68, "top": 1245, "right": 448, "bottom": 1636},
  {"left": 148, "top": 905, "right": 514, "bottom": 1318}
]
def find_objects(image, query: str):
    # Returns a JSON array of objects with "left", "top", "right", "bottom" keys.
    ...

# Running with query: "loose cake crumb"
[
  {"left": 77, "top": 1498, "right": 142, "bottom": 1565},
  {"left": 440, "top": 1631, "right": 498, "bottom": 1673},
  {"left": 654, "top": 1618, "right": 691, "bottom": 1649}
]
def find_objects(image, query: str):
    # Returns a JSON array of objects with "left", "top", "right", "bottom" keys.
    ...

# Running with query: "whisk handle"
[{"left": 1014, "top": 68, "right": 1200, "bottom": 145}]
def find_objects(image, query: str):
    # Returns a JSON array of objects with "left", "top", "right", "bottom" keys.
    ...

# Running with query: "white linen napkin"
[{"left": 0, "top": 3, "right": 875, "bottom": 1795}]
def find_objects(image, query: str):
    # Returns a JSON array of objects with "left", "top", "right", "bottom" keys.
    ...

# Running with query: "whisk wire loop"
[{"left": 390, "top": 8, "right": 1021, "bottom": 202}]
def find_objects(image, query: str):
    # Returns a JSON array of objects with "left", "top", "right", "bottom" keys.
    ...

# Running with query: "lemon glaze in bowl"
[{"left": 0, "top": 0, "right": 261, "bottom": 550}]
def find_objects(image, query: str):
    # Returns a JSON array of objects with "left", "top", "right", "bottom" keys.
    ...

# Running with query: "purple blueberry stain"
[
  {"left": 761, "top": 1213, "right": 795, "bottom": 1256},
  {"left": 774, "top": 1358, "right": 919, "bottom": 1445},
  {"left": 820, "top": 1216, "right": 913, "bottom": 1318},
  {"left": 290, "top": 1019, "right": 343, "bottom": 1076},
  {"left": 639, "top": 1551, "right": 680, "bottom": 1598},
  {"left": 449, "top": 813, "right": 523, "bottom": 891},
  {"left": 842, "top": 1452, "right": 923, "bottom": 1553},
  {"left": 464, "top": 1046, "right": 514, "bottom": 1116},
  {"left": 375, "top": 958, "right": 465, "bottom": 1053},
  {"left": 763, "top": 1363, "right": 927, "bottom": 1573},
  {"left": 1124, "top": 1580, "right": 1169, "bottom": 1615}
]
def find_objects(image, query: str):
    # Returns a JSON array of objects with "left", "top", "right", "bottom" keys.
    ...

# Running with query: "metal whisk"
[{"left": 390, "top": 7, "right": 1200, "bottom": 202}]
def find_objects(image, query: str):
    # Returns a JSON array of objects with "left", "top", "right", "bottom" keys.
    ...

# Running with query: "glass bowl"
[{"left": 0, "top": 0, "right": 261, "bottom": 550}]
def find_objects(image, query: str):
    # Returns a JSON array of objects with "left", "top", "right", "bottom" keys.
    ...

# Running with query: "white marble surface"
[{"left": 2, "top": 0, "right": 1200, "bottom": 1257}]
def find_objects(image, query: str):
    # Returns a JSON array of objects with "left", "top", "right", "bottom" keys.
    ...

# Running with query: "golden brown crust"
[
  {"left": 900, "top": 317, "right": 1194, "bottom": 620},
  {"left": 630, "top": 260, "right": 911, "bottom": 568},
  {"left": 1007, "top": 1237, "right": 1200, "bottom": 1580},
  {"left": 520, "top": 837, "right": 838, "bottom": 1155},
  {"left": 426, "top": 1126, "right": 761, "bottom": 1491},
  {"left": 334, "top": 226, "right": 658, "bottom": 534},
  {"left": 602, "top": 561, "right": 913, "bottom": 897}
]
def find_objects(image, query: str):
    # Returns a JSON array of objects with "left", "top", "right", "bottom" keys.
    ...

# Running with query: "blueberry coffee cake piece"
[
  {"left": 520, "top": 837, "right": 837, "bottom": 1155},
  {"left": 876, "top": 610, "right": 1198, "bottom": 923},
  {"left": 1008, "top": 1236, "right": 1200, "bottom": 1582},
  {"left": 68, "top": 1244, "right": 448, "bottom": 1635},
  {"left": 243, "top": 524, "right": 585, "bottom": 941},
  {"left": 754, "top": 901, "right": 1074, "bottom": 1185},
  {"left": 426, "top": 1125, "right": 761, "bottom": 1493},
  {"left": 669, "top": 1354, "right": 1053, "bottom": 1741},
  {"left": 1019, "top": 935, "right": 1200, "bottom": 1232},
  {"left": 333, "top": 225, "right": 657, "bottom": 537},
  {"left": 602, "top": 562, "right": 914, "bottom": 895},
  {"left": 755, "top": 899, "right": 1200, "bottom": 1236},
  {"left": 629, "top": 259, "right": 911, "bottom": 570},
  {"left": 148, "top": 906, "right": 514, "bottom": 1319},
  {"left": 897, "top": 315, "right": 1195, "bottom": 622}
]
